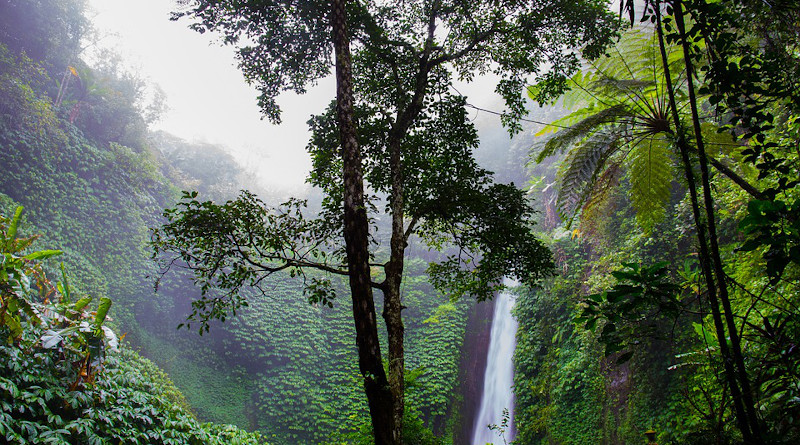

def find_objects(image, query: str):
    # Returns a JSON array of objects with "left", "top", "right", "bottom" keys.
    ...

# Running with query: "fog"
[{"left": 86, "top": 0, "right": 331, "bottom": 196}]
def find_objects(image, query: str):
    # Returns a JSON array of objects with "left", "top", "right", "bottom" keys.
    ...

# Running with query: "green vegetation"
[
  {"left": 162, "top": 1, "right": 619, "bottom": 442},
  {"left": 0, "top": 207, "right": 263, "bottom": 444},
  {"left": 2, "top": 0, "right": 799, "bottom": 443},
  {"left": 0, "top": 0, "right": 476, "bottom": 442},
  {"left": 516, "top": 0, "right": 800, "bottom": 443}
]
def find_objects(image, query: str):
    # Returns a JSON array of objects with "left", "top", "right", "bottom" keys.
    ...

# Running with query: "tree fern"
[
  {"left": 580, "top": 161, "right": 623, "bottom": 237},
  {"left": 529, "top": 26, "right": 685, "bottom": 230},
  {"left": 533, "top": 105, "right": 626, "bottom": 163}
]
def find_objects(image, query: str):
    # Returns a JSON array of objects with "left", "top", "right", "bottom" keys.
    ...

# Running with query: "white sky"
[{"left": 84, "top": 0, "right": 509, "bottom": 196}]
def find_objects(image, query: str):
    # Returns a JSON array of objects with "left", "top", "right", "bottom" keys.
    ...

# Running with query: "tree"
[
  {"left": 531, "top": 20, "right": 765, "bottom": 439},
  {"left": 156, "top": 1, "right": 617, "bottom": 442},
  {"left": 529, "top": 27, "right": 681, "bottom": 232},
  {"left": 530, "top": 27, "right": 765, "bottom": 233},
  {"left": 0, "top": 0, "right": 89, "bottom": 75}
]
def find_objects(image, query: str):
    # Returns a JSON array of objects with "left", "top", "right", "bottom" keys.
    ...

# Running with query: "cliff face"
[{"left": 453, "top": 298, "right": 495, "bottom": 444}]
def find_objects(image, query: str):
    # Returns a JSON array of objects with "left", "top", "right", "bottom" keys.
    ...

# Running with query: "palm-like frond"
[
  {"left": 580, "top": 161, "right": 623, "bottom": 236},
  {"left": 533, "top": 105, "right": 627, "bottom": 163},
  {"left": 627, "top": 135, "right": 674, "bottom": 231},
  {"left": 556, "top": 129, "right": 620, "bottom": 227}
]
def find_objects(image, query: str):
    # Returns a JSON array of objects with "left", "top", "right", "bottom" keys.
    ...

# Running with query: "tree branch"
[
  {"left": 429, "top": 22, "right": 499, "bottom": 67},
  {"left": 403, "top": 216, "right": 419, "bottom": 245},
  {"left": 707, "top": 156, "right": 766, "bottom": 200}
]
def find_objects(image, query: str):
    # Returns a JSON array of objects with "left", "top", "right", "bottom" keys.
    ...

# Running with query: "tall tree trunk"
[
  {"left": 379, "top": 12, "right": 438, "bottom": 437},
  {"left": 385, "top": 135, "right": 406, "bottom": 444},
  {"left": 330, "top": 1, "right": 397, "bottom": 443},
  {"left": 671, "top": 1, "right": 763, "bottom": 439},
  {"left": 653, "top": 3, "right": 755, "bottom": 442}
]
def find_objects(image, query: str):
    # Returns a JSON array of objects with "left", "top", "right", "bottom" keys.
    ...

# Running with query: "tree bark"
[
  {"left": 385, "top": 134, "right": 406, "bottom": 444},
  {"left": 380, "top": 11, "right": 438, "bottom": 439},
  {"left": 330, "top": 1, "right": 397, "bottom": 443}
]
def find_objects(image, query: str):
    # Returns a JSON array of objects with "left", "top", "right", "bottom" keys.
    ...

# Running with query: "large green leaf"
[
  {"left": 22, "top": 249, "right": 62, "bottom": 261},
  {"left": 535, "top": 105, "right": 627, "bottom": 163},
  {"left": 94, "top": 297, "right": 112, "bottom": 326},
  {"left": 4, "top": 206, "right": 23, "bottom": 249},
  {"left": 556, "top": 130, "right": 620, "bottom": 226},
  {"left": 627, "top": 136, "right": 674, "bottom": 231}
]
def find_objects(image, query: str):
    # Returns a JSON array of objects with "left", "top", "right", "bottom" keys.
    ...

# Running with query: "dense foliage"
[
  {"left": 0, "top": 206, "right": 263, "bottom": 444},
  {"left": 4, "top": 0, "right": 798, "bottom": 443},
  {"left": 515, "top": 0, "right": 800, "bottom": 443},
  {"left": 161, "top": 0, "right": 614, "bottom": 441}
]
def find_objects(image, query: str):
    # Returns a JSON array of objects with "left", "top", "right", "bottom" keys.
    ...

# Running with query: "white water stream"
[{"left": 471, "top": 280, "right": 518, "bottom": 444}]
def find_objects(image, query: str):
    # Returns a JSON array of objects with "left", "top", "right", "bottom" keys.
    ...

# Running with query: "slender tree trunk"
[
  {"left": 671, "top": 1, "right": 763, "bottom": 439},
  {"left": 330, "top": 1, "right": 397, "bottom": 443},
  {"left": 384, "top": 134, "right": 407, "bottom": 444},
  {"left": 382, "top": 54, "right": 435, "bottom": 443},
  {"left": 379, "top": 13, "right": 438, "bottom": 437},
  {"left": 653, "top": 3, "right": 755, "bottom": 442}
]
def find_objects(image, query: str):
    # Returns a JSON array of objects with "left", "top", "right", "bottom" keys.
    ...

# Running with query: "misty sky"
[
  {"left": 86, "top": 0, "right": 333, "bottom": 194},
  {"left": 85, "top": 0, "right": 511, "bottom": 195}
]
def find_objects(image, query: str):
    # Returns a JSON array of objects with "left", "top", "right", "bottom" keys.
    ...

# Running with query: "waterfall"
[{"left": 472, "top": 280, "right": 518, "bottom": 444}]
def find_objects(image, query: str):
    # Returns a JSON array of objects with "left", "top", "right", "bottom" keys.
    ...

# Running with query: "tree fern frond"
[
  {"left": 580, "top": 161, "right": 623, "bottom": 238},
  {"left": 534, "top": 105, "right": 600, "bottom": 138},
  {"left": 589, "top": 77, "right": 654, "bottom": 97},
  {"left": 556, "top": 130, "right": 620, "bottom": 227},
  {"left": 627, "top": 136, "right": 674, "bottom": 232},
  {"left": 589, "top": 75, "right": 662, "bottom": 121},
  {"left": 560, "top": 69, "right": 597, "bottom": 110},
  {"left": 533, "top": 105, "right": 627, "bottom": 163},
  {"left": 596, "top": 28, "right": 667, "bottom": 79},
  {"left": 529, "top": 25, "right": 687, "bottom": 233}
]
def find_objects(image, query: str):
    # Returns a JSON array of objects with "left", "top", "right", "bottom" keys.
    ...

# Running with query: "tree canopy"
[
  {"left": 162, "top": 0, "right": 619, "bottom": 315},
  {"left": 172, "top": 0, "right": 617, "bottom": 127}
]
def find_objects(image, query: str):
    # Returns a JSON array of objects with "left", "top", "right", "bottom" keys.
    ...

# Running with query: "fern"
[
  {"left": 580, "top": 161, "right": 623, "bottom": 237},
  {"left": 529, "top": 25, "right": 692, "bottom": 231},
  {"left": 627, "top": 136, "right": 674, "bottom": 232}
]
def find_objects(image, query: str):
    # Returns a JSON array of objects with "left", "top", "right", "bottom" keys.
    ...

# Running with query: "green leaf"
[
  {"left": 94, "top": 298, "right": 112, "bottom": 326},
  {"left": 2, "top": 311, "right": 23, "bottom": 340},
  {"left": 555, "top": 130, "right": 620, "bottom": 226},
  {"left": 627, "top": 136, "right": 673, "bottom": 232},
  {"left": 59, "top": 263, "right": 71, "bottom": 303},
  {"left": 5, "top": 206, "right": 23, "bottom": 248},
  {"left": 22, "top": 250, "right": 62, "bottom": 261},
  {"left": 73, "top": 297, "right": 92, "bottom": 312}
]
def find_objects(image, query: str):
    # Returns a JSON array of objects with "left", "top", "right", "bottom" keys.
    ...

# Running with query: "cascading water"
[{"left": 471, "top": 280, "right": 518, "bottom": 444}]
